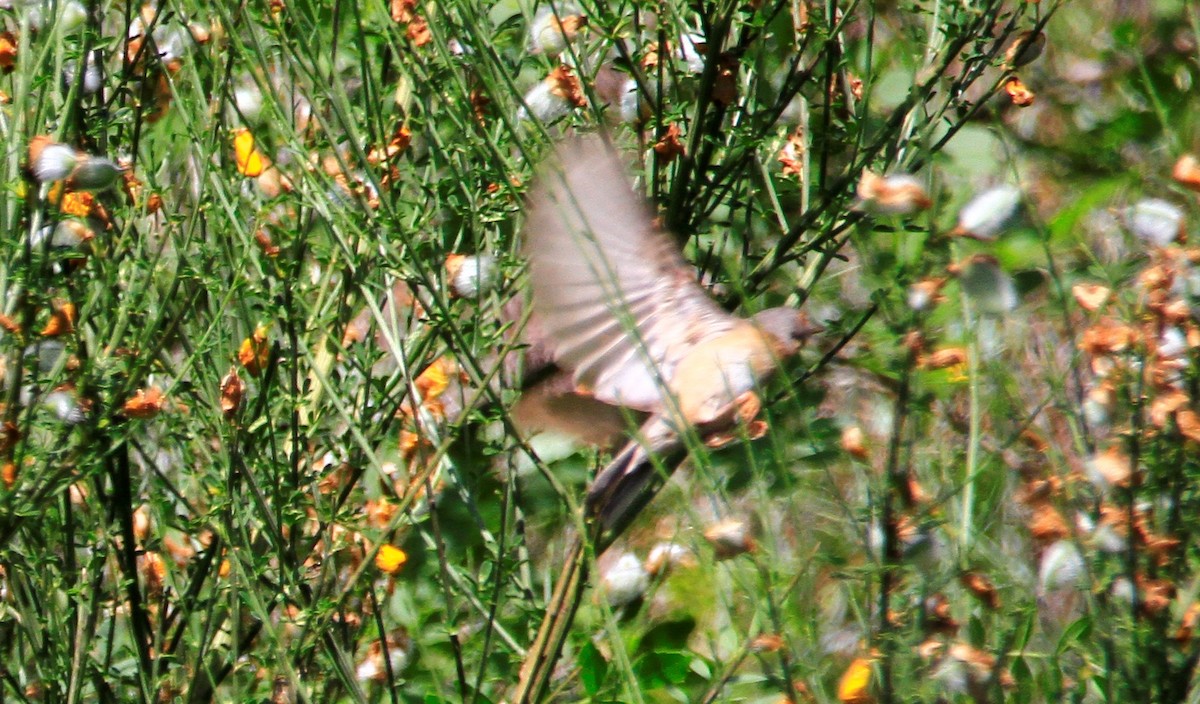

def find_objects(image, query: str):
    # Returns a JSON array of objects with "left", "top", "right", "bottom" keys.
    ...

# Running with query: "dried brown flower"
[
  {"left": 653, "top": 124, "right": 685, "bottom": 163},
  {"left": 124, "top": 387, "right": 166, "bottom": 419},
  {"left": 220, "top": 366, "right": 245, "bottom": 419}
]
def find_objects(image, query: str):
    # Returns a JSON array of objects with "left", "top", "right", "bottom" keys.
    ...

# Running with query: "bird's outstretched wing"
[{"left": 523, "top": 136, "right": 737, "bottom": 412}]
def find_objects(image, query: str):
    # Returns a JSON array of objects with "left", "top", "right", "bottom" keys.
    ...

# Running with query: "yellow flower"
[
  {"left": 233, "top": 128, "right": 266, "bottom": 177},
  {"left": 837, "top": 656, "right": 874, "bottom": 704},
  {"left": 375, "top": 544, "right": 408, "bottom": 574}
]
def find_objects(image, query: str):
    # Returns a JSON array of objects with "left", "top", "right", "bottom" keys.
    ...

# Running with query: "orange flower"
[
  {"left": 390, "top": 0, "right": 417, "bottom": 23},
  {"left": 406, "top": 16, "right": 431, "bottom": 46},
  {"left": 375, "top": 544, "right": 408, "bottom": 574},
  {"left": 960, "top": 571, "right": 1001, "bottom": 609},
  {"left": 1172, "top": 155, "right": 1200, "bottom": 193},
  {"left": 254, "top": 229, "right": 281, "bottom": 257},
  {"left": 920, "top": 347, "right": 968, "bottom": 370},
  {"left": 40, "top": 302, "right": 76, "bottom": 337},
  {"left": 653, "top": 124, "right": 686, "bottom": 163},
  {"left": 0, "top": 31, "right": 18, "bottom": 73},
  {"left": 841, "top": 425, "right": 868, "bottom": 459},
  {"left": 238, "top": 325, "right": 270, "bottom": 376},
  {"left": 124, "top": 387, "right": 166, "bottom": 419},
  {"left": 1028, "top": 503, "right": 1069, "bottom": 542},
  {"left": 1004, "top": 77, "right": 1035, "bottom": 107}
]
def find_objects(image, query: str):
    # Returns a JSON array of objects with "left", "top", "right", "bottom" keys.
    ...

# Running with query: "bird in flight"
[{"left": 522, "top": 135, "right": 817, "bottom": 532}]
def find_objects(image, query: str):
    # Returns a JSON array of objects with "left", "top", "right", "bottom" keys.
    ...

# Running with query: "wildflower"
[
  {"left": 856, "top": 170, "right": 931, "bottom": 215},
  {"left": 233, "top": 128, "right": 267, "bottom": 177},
  {"left": 1004, "top": 77, "right": 1035, "bottom": 106},
  {"left": 837, "top": 656, "right": 874, "bottom": 704},
  {"left": 600, "top": 552, "right": 649, "bottom": 607},
  {"left": 703, "top": 516, "right": 756, "bottom": 559},
  {"left": 951, "top": 184, "right": 1021, "bottom": 240},
  {"left": 960, "top": 571, "right": 1001, "bottom": 609},
  {"left": 390, "top": 0, "right": 417, "bottom": 23},
  {"left": 40, "top": 301, "right": 76, "bottom": 337},
  {"left": 1078, "top": 320, "right": 1138, "bottom": 356},
  {"left": 375, "top": 544, "right": 408, "bottom": 574},
  {"left": 1123, "top": 198, "right": 1184, "bottom": 247},
  {"left": 124, "top": 386, "right": 166, "bottom": 419},
  {"left": 220, "top": 366, "right": 244, "bottom": 419},
  {"left": 840, "top": 425, "right": 868, "bottom": 459},
  {"left": 1071, "top": 283, "right": 1110, "bottom": 311},
  {"left": 1172, "top": 154, "right": 1200, "bottom": 192},
  {"left": 653, "top": 123, "right": 686, "bottom": 163},
  {"left": 444, "top": 254, "right": 496, "bottom": 298},
  {"left": 644, "top": 542, "right": 695, "bottom": 575},
  {"left": 778, "top": 129, "right": 805, "bottom": 177},
  {"left": 406, "top": 16, "right": 431, "bottom": 46},
  {"left": 0, "top": 31, "right": 17, "bottom": 73},
  {"left": 238, "top": 325, "right": 270, "bottom": 376},
  {"left": 749, "top": 634, "right": 786, "bottom": 653},
  {"left": 920, "top": 347, "right": 968, "bottom": 370},
  {"left": 356, "top": 632, "right": 412, "bottom": 682},
  {"left": 520, "top": 74, "right": 572, "bottom": 122},
  {"left": 907, "top": 277, "right": 947, "bottom": 311},
  {"left": 1028, "top": 503, "right": 1070, "bottom": 543}
]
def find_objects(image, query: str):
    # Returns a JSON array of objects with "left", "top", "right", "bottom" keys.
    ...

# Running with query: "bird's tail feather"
[{"left": 585, "top": 417, "right": 686, "bottom": 535}]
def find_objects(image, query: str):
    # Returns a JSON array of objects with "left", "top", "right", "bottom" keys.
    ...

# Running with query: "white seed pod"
[
  {"left": 233, "top": 82, "right": 264, "bottom": 123},
  {"left": 31, "top": 219, "right": 93, "bottom": 251},
  {"left": 30, "top": 139, "right": 78, "bottom": 183},
  {"left": 644, "top": 542, "right": 695, "bottom": 575},
  {"left": 855, "top": 170, "right": 931, "bottom": 215},
  {"left": 907, "top": 278, "right": 947, "bottom": 311},
  {"left": 68, "top": 156, "right": 123, "bottom": 191},
  {"left": 58, "top": 0, "right": 88, "bottom": 32},
  {"left": 703, "top": 517, "right": 756, "bottom": 559},
  {"left": 954, "top": 255, "right": 1018, "bottom": 314},
  {"left": 1123, "top": 198, "right": 1184, "bottom": 247},
  {"left": 1038, "top": 539, "right": 1085, "bottom": 593},
  {"left": 355, "top": 636, "right": 412, "bottom": 683},
  {"left": 953, "top": 184, "right": 1022, "bottom": 240},
  {"left": 64, "top": 50, "right": 103, "bottom": 95},
  {"left": 518, "top": 80, "right": 572, "bottom": 123},
  {"left": 43, "top": 386, "right": 86, "bottom": 424},
  {"left": 529, "top": 6, "right": 585, "bottom": 56},
  {"left": 445, "top": 254, "right": 496, "bottom": 298},
  {"left": 600, "top": 552, "right": 649, "bottom": 607}
]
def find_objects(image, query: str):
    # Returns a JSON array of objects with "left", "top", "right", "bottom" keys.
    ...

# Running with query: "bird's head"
[{"left": 750, "top": 307, "right": 821, "bottom": 356}]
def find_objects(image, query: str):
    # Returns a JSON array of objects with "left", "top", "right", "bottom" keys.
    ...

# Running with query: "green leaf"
[
  {"left": 1056, "top": 615, "right": 1093, "bottom": 656},
  {"left": 578, "top": 641, "right": 609, "bottom": 696}
]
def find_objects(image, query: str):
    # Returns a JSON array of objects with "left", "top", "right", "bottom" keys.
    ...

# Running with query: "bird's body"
[{"left": 521, "top": 135, "right": 815, "bottom": 530}]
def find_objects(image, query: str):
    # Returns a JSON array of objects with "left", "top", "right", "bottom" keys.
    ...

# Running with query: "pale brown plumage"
[{"left": 522, "top": 135, "right": 815, "bottom": 528}]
